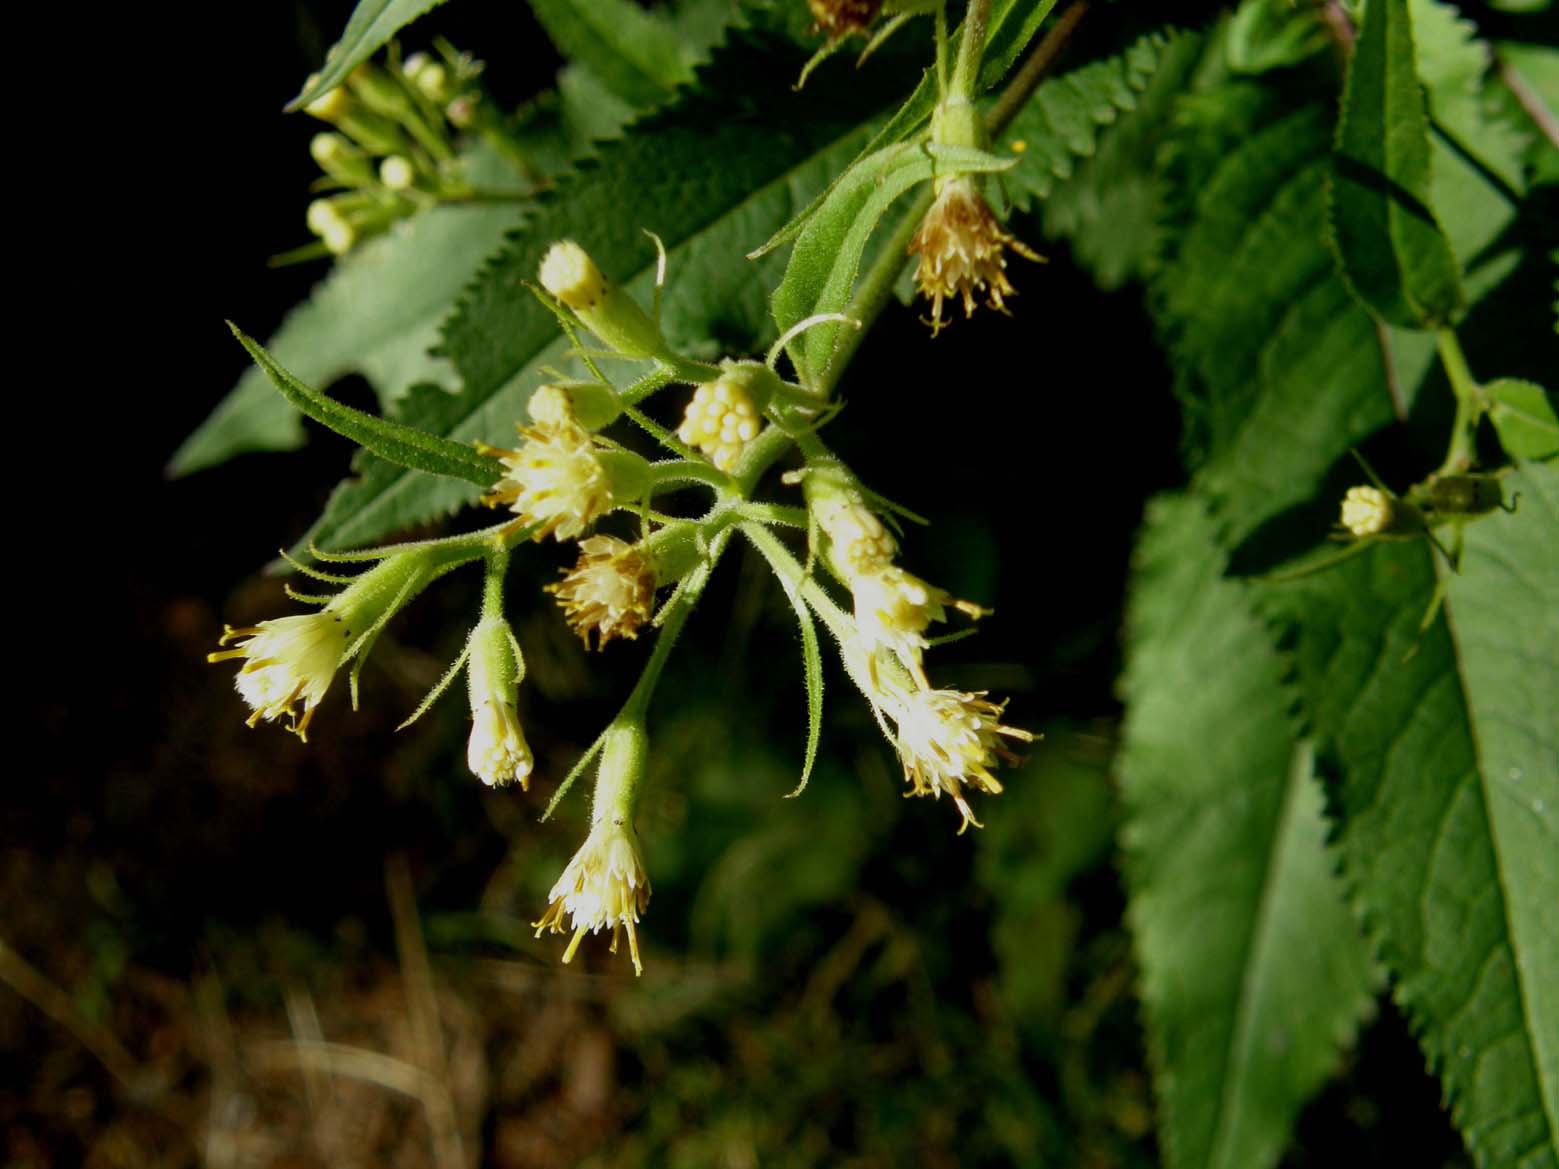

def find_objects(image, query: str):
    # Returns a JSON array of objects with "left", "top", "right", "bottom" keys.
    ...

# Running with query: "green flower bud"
[
  {"left": 527, "top": 382, "right": 622, "bottom": 432},
  {"left": 538, "top": 240, "right": 671, "bottom": 360}
]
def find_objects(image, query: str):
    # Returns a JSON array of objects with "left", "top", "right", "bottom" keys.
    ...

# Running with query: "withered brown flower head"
[
  {"left": 548, "top": 535, "right": 657, "bottom": 650},
  {"left": 907, "top": 176, "right": 1040, "bottom": 334},
  {"left": 807, "top": 0, "right": 883, "bottom": 40}
]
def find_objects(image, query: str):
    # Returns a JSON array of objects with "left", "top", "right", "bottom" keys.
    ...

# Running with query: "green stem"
[
  {"left": 623, "top": 529, "right": 731, "bottom": 719},
  {"left": 650, "top": 459, "right": 734, "bottom": 493},
  {"left": 935, "top": 1, "right": 951, "bottom": 100},
  {"left": 949, "top": 0, "right": 993, "bottom": 101},
  {"left": 480, "top": 546, "right": 510, "bottom": 616},
  {"left": 1435, "top": 328, "right": 1485, "bottom": 475}
]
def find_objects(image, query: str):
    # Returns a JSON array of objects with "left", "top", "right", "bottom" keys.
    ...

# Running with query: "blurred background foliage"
[{"left": 3, "top": 0, "right": 1501, "bottom": 1165}]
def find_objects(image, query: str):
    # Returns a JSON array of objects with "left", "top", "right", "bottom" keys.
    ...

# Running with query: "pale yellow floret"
[
  {"left": 207, "top": 613, "right": 351, "bottom": 741},
  {"left": 677, "top": 377, "right": 762, "bottom": 472},
  {"left": 547, "top": 535, "right": 656, "bottom": 650},
  {"left": 379, "top": 155, "right": 416, "bottom": 191},
  {"left": 852, "top": 566, "right": 986, "bottom": 686},
  {"left": 480, "top": 419, "right": 612, "bottom": 541},
  {"left": 1340, "top": 485, "right": 1393, "bottom": 537},
  {"left": 538, "top": 240, "right": 606, "bottom": 311},
  {"left": 889, "top": 687, "right": 1033, "bottom": 833},
  {"left": 534, "top": 818, "right": 651, "bottom": 975},
  {"left": 814, "top": 496, "right": 896, "bottom": 576},
  {"left": 908, "top": 176, "right": 1039, "bottom": 335},
  {"left": 466, "top": 699, "right": 533, "bottom": 788}
]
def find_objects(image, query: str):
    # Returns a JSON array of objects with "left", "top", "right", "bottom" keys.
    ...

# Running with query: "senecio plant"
[{"left": 182, "top": 0, "right": 1557, "bottom": 1165}]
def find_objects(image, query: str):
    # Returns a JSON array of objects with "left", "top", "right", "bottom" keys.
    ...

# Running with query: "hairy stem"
[{"left": 1435, "top": 328, "right": 1485, "bottom": 475}]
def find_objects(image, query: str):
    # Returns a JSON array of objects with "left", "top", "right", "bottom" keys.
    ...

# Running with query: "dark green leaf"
[
  {"left": 528, "top": 0, "right": 703, "bottom": 107},
  {"left": 227, "top": 324, "right": 499, "bottom": 488},
  {"left": 1262, "top": 463, "right": 1559, "bottom": 1169},
  {"left": 1121, "top": 493, "right": 1377, "bottom": 1169},
  {"left": 1330, "top": 0, "right": 1464, "bottom": 327},
  {"left": 291, "top": 0, "right": 448, "bottom": 110}
]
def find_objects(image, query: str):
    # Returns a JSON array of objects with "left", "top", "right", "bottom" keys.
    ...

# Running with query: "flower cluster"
[{"left": 908, "top": 176, "right": 1040, "bottom": 334}]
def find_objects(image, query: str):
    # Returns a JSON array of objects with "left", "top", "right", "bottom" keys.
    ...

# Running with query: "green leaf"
[
  {"left": 171, "top": 153, "right": 523, "bottom": 477},
  {"left": 998, "top": 29, "right": 1169, "bottom": 206},
  {"left": 1152, "top": 5, "right": 1526, "bottom": 544},
  {"left": 772, "top": 142, "right": 1015, "bottom": 386},
  {"left": 528, "top": 0, "right": 703, "bottom": 107},
  {"left": 1330, "top": 0, "right": 1464, "bottom": 327},
  {"left": 1264, "top": 466, "right": 1559, "bottom": 1169},
  {"left": 1120, "top": 493, "right": 1377, "bottom": 1169},
  {"left": 1488, "top": 378, "right": 1559, "bottom": 461},
  {"left": 227, "top": 324, "right": 499, "bottom": 488},
  {"left": 298, "top": 34, "right": 905, "bottom": 551},
  {"left": 291, "top": 0, "right": 448, "bottom": 110},
  {"left": 768, "top": 556, "right": 824, "bottom": 798},
  {"left": 1030, "top": 30, "right": 1209, "bottom": 289}
]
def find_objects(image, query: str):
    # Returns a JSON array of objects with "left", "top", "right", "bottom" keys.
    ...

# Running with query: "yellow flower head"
[
  {"left": 482, "top": 419, "right": 612, "bottom": 541},
  {"left": 1339, "top": 485, "right": 1394, "bottom": 537},
  {"left": 534, "top": 817, "right": 651, "bottom": 975},
  {"left": 852, "top": 566, "right": 986, "bottom": 685},
  {"left": 538, "top": 240, "right": 606, "bottom": 312},
  {"left": 465, "top": 616, "right": 532, "bottom": 788},
  {"left": 208, "top": 613, "right": 350, "bottom": 741},
  {"left": 907, "top": 176, "right": 1039, "bottom": 334},
  {"left": 807, "top": 0, "right": 883, "bottom": 39},
  {"left": 889, "top": 687, "right": 1033, "bottom": 833},
  {"left": 548, "top": 535, "right": 657, "bottom": 650}
]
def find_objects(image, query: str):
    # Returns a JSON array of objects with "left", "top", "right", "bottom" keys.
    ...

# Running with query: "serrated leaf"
[
  {"left": 228, "top": 324, "right": 499, "bottom": 488},
  {"left": 1032, "top": 30, "right": 1210, "bottom": 289},
  {"left": 999, "top": 29, "right": 1169, "bottom": 207},
  {"left": 1488, "top": 377, "right": 1559, "bottom": 461},
  {"left": 302, "top": 33, "right": 901, "bottom": 550},
  {"left": 1263, "top": 465, "right": 1559, "bottom": 1169},
  {"left": 772, "top": 142, "right": 1015, "bottom": 385},
  {"left": 1120, "top": 492, "right": 1377, "bottom": 1169},
  {"left": 529, "top": 0, "right": 701, "bottom": 107},
  {"left": 292, "top": 0, "right": 448, "bottom": 110},
  {"left": 1330, "top": 0, "right": 1464, "bottom": 327},
  {"left": 171, "top": 152, "right": 523, "bottom": 477}
]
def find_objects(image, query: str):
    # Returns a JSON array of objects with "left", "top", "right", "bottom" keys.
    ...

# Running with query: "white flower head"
[
  {"left": 534, "top": 817, "right": 651, "bottom": 975},
  {"left": 547, "top": 534, "right": 656, "bottom": 650},
  {"left": 889, "top": 687, "right": 1033, "bottom": 833},
  {"left": 853, "top": 566, "right": 986, "bottom": 686},
  {"left": 908, "top": 175, "right": 1039, "bottom": 334},
  {"left": 483, "top": 419, "right": 612, "bottom": 541},
  {"left": 1339, "top": 485, "right": 1394, "bottom": 537},
  {"left": 209, "top": 613, "right": 351, "bottom": 741}
]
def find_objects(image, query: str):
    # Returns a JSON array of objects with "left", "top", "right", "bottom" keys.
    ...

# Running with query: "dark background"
[{"left": 9, "top": 2, "right": 1472, "bottom": 1165}]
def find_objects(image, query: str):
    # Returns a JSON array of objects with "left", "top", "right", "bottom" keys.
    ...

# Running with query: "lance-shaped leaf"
[
  {"left": 1330, "top": 0, "right": 1464, "bottom": 327},
  {"left": 292, "top": 0, "right": 449, "bottom": 110},
  {"left": 1263, "top": 463, "right": 1559, "bottom": 1169},
  {"left": 228, "top": 324, "right": 499, "bottom": 488},
  {"left": 771, "top": 142, "right": 1015, "bottom": 386},
  {"left": 1119, "top": 492, "right": 1377, "bottom": 1169}
]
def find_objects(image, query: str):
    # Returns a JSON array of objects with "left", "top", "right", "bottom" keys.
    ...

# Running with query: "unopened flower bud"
[
  {"left": 379, "top": 154, "right": 416, "bottom": 191},
  {"left": 1339, "top": 485, "right": 1405, "bottom": 537},
  {"left": 677, "top": 368, "right": 768, "bottom": 471},
  {"left": 527, "top": 382, "right": 621, "bottom": 432},
  {"left": 465, "top": 615, "right": 532, "bottom": 788},
  {"left": 310, "top": 133, "right": 375, "bottom": 187},
  {"left": 446, "top": 94, "right": 477, "bottom": 128},
  {"left": 414, "top": 61, "right": 450, "bottom": 103},
  {"left": 302, "top": 79, "right": 351, "bottom": 122},
  {"left": 538, "top": 240, "right": 671, "bottom": 360},
  {"left": 347, "top": 62, "right": 412, "bottom": 118}
]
